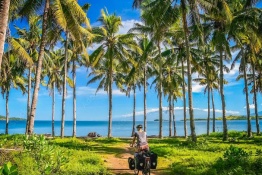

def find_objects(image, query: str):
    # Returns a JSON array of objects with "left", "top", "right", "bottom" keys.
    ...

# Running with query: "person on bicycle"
[{"left": 131, "top": 124, "right": 149, "bottom": 152}]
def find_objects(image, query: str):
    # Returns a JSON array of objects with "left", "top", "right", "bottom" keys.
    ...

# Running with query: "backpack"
[{"left": 128, "top": 157, "right": 135, "bottom": 170}]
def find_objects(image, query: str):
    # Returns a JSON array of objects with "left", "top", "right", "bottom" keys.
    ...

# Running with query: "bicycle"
[{"left": 130, "top": 144, "right": 151, "bottom": 175}]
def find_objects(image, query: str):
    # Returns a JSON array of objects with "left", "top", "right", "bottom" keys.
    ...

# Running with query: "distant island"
[
  {"left": 154, "top": 119, "right": 169, "bottom": 121},
  {"left": 182, "top": 115, "right": 262, "bottom": 121},
  {"left": 0, "top": 115, "right": 26, "bottom": 121}
]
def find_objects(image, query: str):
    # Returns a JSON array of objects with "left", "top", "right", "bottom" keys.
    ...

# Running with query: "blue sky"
[{"left": 1, "top": 0, "right": 262, "bottom": 121}]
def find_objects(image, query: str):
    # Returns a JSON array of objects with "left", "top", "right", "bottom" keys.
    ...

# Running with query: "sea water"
[{"left": 0, "top": 120, "right": 260, "bottom": 137}]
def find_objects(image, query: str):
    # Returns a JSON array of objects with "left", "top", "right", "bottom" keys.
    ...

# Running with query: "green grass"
[{"left": 2, "top": 132, "right": 262, "bottom": 174}]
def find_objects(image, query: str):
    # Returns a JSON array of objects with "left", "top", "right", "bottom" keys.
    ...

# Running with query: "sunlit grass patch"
[{"left": 62, "top": 150, "right": 108, "bottom": 175}]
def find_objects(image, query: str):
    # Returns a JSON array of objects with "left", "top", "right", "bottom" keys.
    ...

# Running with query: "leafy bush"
[
  {"left": 223, "top": 145, "right": 249, "bottom": 166},
  {"left": 23, "top": 135, "right": 69, "bottom": 175},
  {"left": 0, "top": 161, "right": 18, "bottom": 175},
  {"left": 13, "top": 153, "right": 39, "bottom": 175},
  {"left": 213, "top": 145, "right": 251, "bottom": 174},
  {"left": 252, "top": 156, "right": 262, "bottom": 174}
]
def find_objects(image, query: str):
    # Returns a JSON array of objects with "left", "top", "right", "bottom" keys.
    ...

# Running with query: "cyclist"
[
  {"left": 131, "top": 124, "right": 149, "bottom": 152},
  {"left": 130, "top": 124, "right": 150, "bottom": 174}
]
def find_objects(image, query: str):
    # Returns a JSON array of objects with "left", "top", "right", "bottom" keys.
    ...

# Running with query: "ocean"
[{"left": 0, "top": 120, "right": 260, "bottom": 137}]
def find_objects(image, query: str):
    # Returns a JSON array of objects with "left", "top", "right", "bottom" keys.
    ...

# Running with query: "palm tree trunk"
[
  {"left": 182, "top": 3, "right": 196, "bottom": 142},
  {"left": 108, "top": 50, "right": 113, "bottom": 138},
  {"left": 172, "top": 97, "right": 177, "bottom": 136},
  {"left": 243, "top": 51, "right": 252, "bottom": 137},
  {"left": 181, "top": 59, "right": 187, "bottom": 138},
  {"left": 0, "top": 0, "right": 10, "bottom": 71},
  {"left": 207, "top": 87, "right": 210, "bottom": 136},
  {"left": 28, "top": 0, "right": 50, "bottom": 134},
  {"left": 61, "top": 32, "right": 69, "bottom": 138},
  {"left": 143, "top": 67, "right": 147, "bottom": 132},
  {"left": 72, "top": 60, "right": 77, "bottom": 137},
  {"left": 132, "top": 86, "right": 136, "bottom": 136},
  {"left": 52, "top": 82, "right": 55, "bottom": 137},
  {"left": 212, "top": 89, "right": 216, "bottom": 132},
  {"left": 169, "top": 94, "right": 172, "bottom": 137},
  {"left": 252, "top": 62, "right": 260, "bottom": 135},
  {"left": 26, "top": 68, "right": 31, "bottom": 134},
  {"left": 5, "top": 91, "right": 9, "bottom": 134},
  {"left": 219, "top": 49, "right": 228, "bottom": 141},
  {"left": 157, "top": 42, "right": 163, "bottom": 139}
]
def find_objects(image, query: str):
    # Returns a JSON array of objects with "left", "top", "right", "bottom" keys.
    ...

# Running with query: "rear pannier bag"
[
  {"left": 149, "top": 152, "right": 158, "bottom": 169},
  {"left": 128, "top": 157, "right": 135, "bottom": 170},
  {"left": 136, "top": 154, "right": 145, "bottom": 170}
]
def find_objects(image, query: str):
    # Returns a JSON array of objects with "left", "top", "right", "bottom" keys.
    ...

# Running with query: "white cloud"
[
  {"left": 119, "top": 19, "right": 142, "bottom": 34},
  {"left": 66, "top": 86, "right": 126, "bottom": 97},
  {"left": 88, "top": 43, "right": 101, "bottom": 52},
  {"left": 192, "top": 83, "right": 205, "bottom": 93},
  {"left": 224, "top": 62, "right": 240, "bottom": 80},
  {"left": 214, "top": 109, "right": 239, "bottom": 114},
  {"left": 88, "top": 19, "right": 141, "bottom": 53},
  {"left": 122, "top": 107, "right": 169, "bottom": 117},
  {"left": 191, "top": 73, "right": 206, "bottom": 93},
  {"left": 122, "top": 106, "right": 240, "bottom": 117},
  {"left": 244, "top": 104, "right": 255, "bottom": 109}
]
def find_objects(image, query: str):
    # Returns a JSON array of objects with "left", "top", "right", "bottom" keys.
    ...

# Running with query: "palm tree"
[
  {"left": 89, "top": 9, "right": 140, "bottom": 137},
  {"left": 193, "top": 45, "right": 220, "bottom": 135},
  {"left": 68, "top": 30, "right": 91, "bottom": 137},
  {"left": 126, "top": 35, "right": 156, "bottom": 132},
  {"left": 229, "top": 3, "right": 261, "bottom": 137},
  {"left": 162, "top": 53, "right": 183, "bottom": 137},
  {"left": 0, "top": 0, "right": 11, "bottom": 70},
  {"left": 18, "top": 0, "right": 91, "bottom": 135},
  {"left": 210, "top": 73, "right": 220, "bottom": 133},
  {"left": 18, "top": 0, "right": 51, "bottom": 134},
  {"left": 122, "top": 52, "right": 143, "bottom": 136},
  {"left": 205, "top": 0, "right": 233, "bottom": 141},
  {"left": 131, "top": 1, "right": 179, "bottom": 138},
  {"left": 44, "top": 50, "right": 64, "bottom": 137},
  {"left": 12, "top": 15, "right": 41, "bottom": 134},
  {"left": 51, "top": 0, "right": 91, "bottom": 138},
  {"left": 0, "top": 52, "right": 27, "bottom": 134},
  {"left": 248, "top": 61, "right": 261, "bottom": 135}
]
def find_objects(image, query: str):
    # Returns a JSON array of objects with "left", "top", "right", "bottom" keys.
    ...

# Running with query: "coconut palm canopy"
[{"left": 0, "top": 0, "right": 262, "bottom": 139}]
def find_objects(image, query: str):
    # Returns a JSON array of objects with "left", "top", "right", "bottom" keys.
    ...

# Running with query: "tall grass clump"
[
  {"left": 209, "top": 146, "right": 262, "bottom": 175},
  {"left": 61, "top": 150, "right": 108, "bottom": 175}
]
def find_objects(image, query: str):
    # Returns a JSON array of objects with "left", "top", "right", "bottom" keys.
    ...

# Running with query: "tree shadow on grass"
[{"left": 50, "top": 140, "right": 129, "bottom": 155}]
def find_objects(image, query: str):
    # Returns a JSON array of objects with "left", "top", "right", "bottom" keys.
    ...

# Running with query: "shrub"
[
  {"left": 23, "top": 135, "right": 69, "bottom": 175},
  {"left": 252, "top": 156, "right": 262, "bottom": 174},
  {"left": 213, "top": 145, "right": 251, "bottom": 174},
  {"left": 0, "top": 161, "right": 18, "bottom": 175}
]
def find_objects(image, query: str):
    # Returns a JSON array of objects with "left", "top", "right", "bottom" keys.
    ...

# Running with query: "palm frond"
[{"left": 10, "top": 38, "right": 33, "bottom": 65}]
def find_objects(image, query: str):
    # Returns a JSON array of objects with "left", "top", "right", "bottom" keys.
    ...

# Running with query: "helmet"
[{"left": 136, "top": 124, "right": 143, "bottom": 128}]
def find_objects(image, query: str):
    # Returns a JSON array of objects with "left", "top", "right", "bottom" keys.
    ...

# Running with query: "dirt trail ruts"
[{"left": 104, "top": 146, "right": 168, "bottom": 175}]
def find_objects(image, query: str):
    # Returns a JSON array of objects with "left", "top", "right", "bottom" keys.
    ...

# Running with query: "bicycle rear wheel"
[
  {"left": 134, "top": 169, "right": 139, "bottom": 175},
  {"left": 142, "top": 160, "right": 150, "bottom": 175},
  {"left": 142, "top": 168, "right": 150, "bottom": 175}
]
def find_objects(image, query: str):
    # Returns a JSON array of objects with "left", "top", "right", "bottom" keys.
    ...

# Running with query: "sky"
[{"left": 1, "top": 0, "right": 262, "bottom": 121}]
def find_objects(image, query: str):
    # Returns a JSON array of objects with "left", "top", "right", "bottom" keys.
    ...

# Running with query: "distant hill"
[
  {"left": 251, "top": 111, "right": 262, "bottom": 116},
  {"left": 181, "top": 115, "right": 262, "bottom": 121},
  {"left": 0, "top": 115, "right": 25, "bottom": 121},
  {"left": 217, "top": 115, "right": 262, "bottom": 120}
]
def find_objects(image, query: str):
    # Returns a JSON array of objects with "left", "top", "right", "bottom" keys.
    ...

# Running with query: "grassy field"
[{"left": 1, "top": 131, "right": 262, "bottom": 175}]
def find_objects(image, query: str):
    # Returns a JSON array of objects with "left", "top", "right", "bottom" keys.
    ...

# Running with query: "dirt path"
[{"left": 104, "top": 146, "right": 169, "bottom": 175}]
